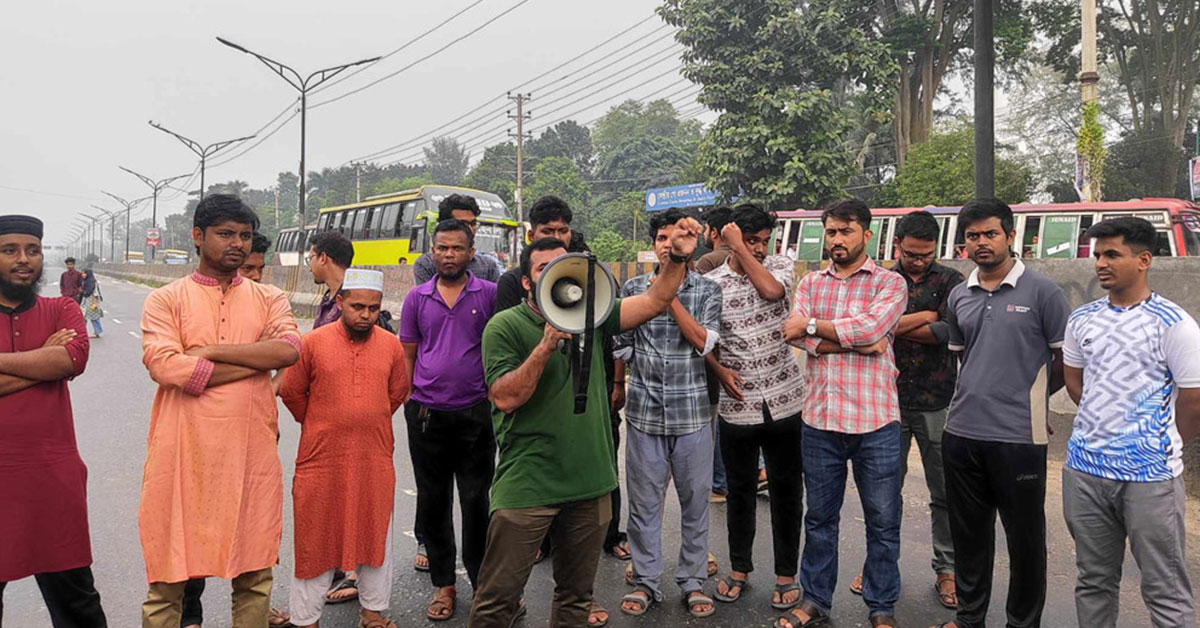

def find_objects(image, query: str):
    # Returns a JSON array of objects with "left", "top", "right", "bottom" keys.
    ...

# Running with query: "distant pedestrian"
[
  {"left": 412, "top": 194, "right": 503, "bottom": 284},
  {"left": 80, "top": 263, "right": 104, "bottom": 338},
  {"left": 138, "top": 195, "right": 301, "bottom": 628},
  {"left": 400, "top": 219, "right": 498, "bottom": 621},
  {"left": 60, "top": 256, "right": 83, "bottom": 304},
  {"left": 705, "top": 204, "right": 806, "bottom": 613},
  {"left": 929, "top": 198, "right": 1071, "bottom": 628},
  {"left": 280, "top": 269, "right": 409, "bottom": 628},
  {"left": 306, "top": 231, "right": 354, "bottom": 330},
  {"left": 0, "top": 215, "right": 108, "bottom": 628},
  {"left": 1062, "top": 217, "right": 1200, "bottom": 628},
  {"left": 781, "top": 199, "right": 907, "bottom": 628}
]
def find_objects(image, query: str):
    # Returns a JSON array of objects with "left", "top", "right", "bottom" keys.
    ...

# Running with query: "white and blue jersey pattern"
[{"left": 1063, "top": 293, "right": 1200, "bottom": 482}]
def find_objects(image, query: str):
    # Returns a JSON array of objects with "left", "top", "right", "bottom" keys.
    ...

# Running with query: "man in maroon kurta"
[
  {"left": 0, "top": 215, "right": 107, "bottom": 627},
  {"left": 60, "top": 256, "right": 83, "bottom": 304}
]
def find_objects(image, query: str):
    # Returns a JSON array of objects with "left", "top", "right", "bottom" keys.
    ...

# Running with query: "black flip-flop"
[
  {"left": 414, "top": 544, "right": 430, "bottom": 572},
  {"left": 713, "top": 576, "right": 748, "bottom": 603},
  {"left": 325, "top": 577, "right": 359, "bottom": 604},
  {"left": 772, "top": 581, "right": 801, "bottom": 610}
]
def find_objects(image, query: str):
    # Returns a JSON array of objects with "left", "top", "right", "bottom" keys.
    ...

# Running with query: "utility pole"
[
  {"left": 354, "top": 162, "right": 362, "bottom": 202},
  {"left": 119, "top": 167, "right": 191, "bottom": 262},
  {"left": 217, "top": 37, "right": 380, "bottom": 226},
  {"left": 508, "top": 92, "right": 532, "bottom": 246},
  {"left": 973, "top": 0, "right": 995, "bottom": 199},
  {"left": 90, "top": 206, "right": 117, "bottom": 261},
  {"left": 274, "top": 188, "right": 281, "bottom": 230},
  {"left": 102, "top": 191, "right": 148, "bottom": 262},
  {"left": 148, "top": 121, "right": 255, "bottom": 202},
  {"left": 1080, "top": 0, "right": 1099, "bottom": 105}
]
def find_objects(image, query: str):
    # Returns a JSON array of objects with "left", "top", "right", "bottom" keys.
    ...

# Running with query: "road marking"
[
  {"left": 112, "top": 319, "right": 122, "bottom": 324},
  {"left": 128, "top": 331, "right": 140, "bottom": 338},
  {"left": 401, "top": 489, "right": 417, "bottom": 496}
]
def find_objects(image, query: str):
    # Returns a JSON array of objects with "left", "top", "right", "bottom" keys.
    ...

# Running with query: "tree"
[
  {"left": 1103, "top": 127, "right": 1193, "bottom": 200},
  {"left": 527, "top": 121, "right": 595, "bottom": 174},
  {"left": 461, "top": 143, "right": 518, "bottom": 205},
  {"left": 589, "top": 229, "right": 642, "bottom": 262},
  {"left": 423, "top": 136, "right": 470, "bottom": 185},
  {"left": 592, "top": 99, "right": 702, "bottom": 159},
  {"left": 595, "top": 135, "right": 695, "bottom": 192},
  {"left": 660, "top": 0, "right": 897, "bottom": 208},
  {"left": 894, "top": 123, "right": 1035, "bottom": 206},
  {"left": 524, "top": 157, "right": 592, "bottom": 232}
]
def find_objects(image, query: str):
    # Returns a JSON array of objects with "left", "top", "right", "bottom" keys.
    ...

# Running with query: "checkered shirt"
[
  {"left": 791, "top": 257, "right": 907, "bottom": 434},
  {"left": 707, "top": 255, "right": 805, "bottom": 425},
  {"left": 614, "top": 271, "right": 722, "bottom": 436}
]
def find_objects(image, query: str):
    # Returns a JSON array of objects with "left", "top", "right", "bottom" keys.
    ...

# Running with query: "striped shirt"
[
  {"left": 707, "top": 255, "right": 804, "bottom": 425},
  {"left": 1063, "top": 293, "right": 1200, "bottom": 482},
  {"left": 791, "top": 257, "right": 907, "bottom": 434},
  {"left": 614, "top": 271, "right": 722, "bottom": 436}
]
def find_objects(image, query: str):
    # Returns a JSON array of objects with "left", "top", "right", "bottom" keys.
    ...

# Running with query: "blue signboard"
[{"left": 644, "top": 183, "right": 719, "bottom": 211}]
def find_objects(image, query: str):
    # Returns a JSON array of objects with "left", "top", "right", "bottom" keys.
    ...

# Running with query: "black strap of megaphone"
[{"left": 572, "top": 255, "right": 597, "bottom": 414}]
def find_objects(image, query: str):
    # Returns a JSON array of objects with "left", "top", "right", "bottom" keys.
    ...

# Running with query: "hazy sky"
[{"left": 1, "top": 0, "right": 696, "bottom": 246}]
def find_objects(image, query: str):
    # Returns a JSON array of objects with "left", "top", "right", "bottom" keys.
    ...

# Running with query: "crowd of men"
[{"left": 1, "top": 187, "right": 1199, "bottom": 628}]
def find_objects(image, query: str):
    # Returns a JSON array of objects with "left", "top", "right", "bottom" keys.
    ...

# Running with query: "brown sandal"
[
  {"left": 936, "top": 573, "right": 958, "bottom": 609},
  {"left": 426, "top": 587, "right": 456, "bottom": 622},
  {"left": 359, "top": 615, "right": 398, "bottom": 628},
  {"left": 773, "top": 600, "right": 829, "bottom": 627}
]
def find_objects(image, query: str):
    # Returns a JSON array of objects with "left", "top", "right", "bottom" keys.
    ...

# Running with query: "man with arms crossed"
[
  {"left": 1062, "top": 216, "right": 1200, "bottom": 627},
  {"left": 468, "top": 214, "right": 702, "bottom": 628}
]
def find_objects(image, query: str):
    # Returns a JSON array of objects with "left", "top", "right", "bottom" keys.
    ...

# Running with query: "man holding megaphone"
[{"left": 466, "top": 214, "right": 703, "bottom": 628}]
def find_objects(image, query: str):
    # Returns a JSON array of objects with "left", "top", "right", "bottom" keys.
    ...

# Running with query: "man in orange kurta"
[
  {"left": 280, "top": 269, "right": 409, "bottom": 628},
  {"left": 138, "top": 195, "right": 301, "bottom": 628}
]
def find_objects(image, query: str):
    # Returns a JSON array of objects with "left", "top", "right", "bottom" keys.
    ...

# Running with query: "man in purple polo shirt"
[
  {"left": 400, "top": 219, "right": 498, "bottom": 622},
  {"left": 306, "top": 232, "right": 354, "bottom": 330}
]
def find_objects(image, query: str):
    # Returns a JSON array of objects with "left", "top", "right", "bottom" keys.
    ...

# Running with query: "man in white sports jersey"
[{"left": 1062, "top": 216, "right": 1200, "bottom": 628}]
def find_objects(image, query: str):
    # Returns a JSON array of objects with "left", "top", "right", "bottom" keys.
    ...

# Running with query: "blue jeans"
[
  {"left": 800, "top": 422, "right": 901, "bottom": 619},
  {"left": 89, "top": 318, "right": 103, "bottom": 335}
]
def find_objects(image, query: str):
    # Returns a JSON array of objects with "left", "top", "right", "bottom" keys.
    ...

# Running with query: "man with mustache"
[
  {"left": 399, "top": 219, "right": 498, "bottom": 621},
  {"left": 779, "top": 199, "right": 907, "bottom": 628},
  {"left": 927, "top": 198, "right": 1070, "bottom": 628},
  {"left": 138, "top": 195, "right": 301, "bottom": 628},
  {"left": 0, "top": 215, "right": 108, "bottom": 628}
]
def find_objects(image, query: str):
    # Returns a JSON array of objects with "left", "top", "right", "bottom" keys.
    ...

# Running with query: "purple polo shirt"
[
  {"left": 400, "top": 273, "right": 497, "bottom": 410},
  {"left": 313, "top": 290, "right": 341, "bottom": 329}
]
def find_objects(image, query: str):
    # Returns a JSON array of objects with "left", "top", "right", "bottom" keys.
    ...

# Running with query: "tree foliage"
[
  {"left": 894, "top": 123, "right": 1034, "bottom": 206},
  {"left": 1103, "top": 127, "right": 1194, "bottom": 200},
  {"left": 524, "top": 157, "right": 592, "bottom": 230},
  {"left": 462, "top": 143, "right": 518, "bottom": 206},
  {"left": 527, "top": 120, "right": 595, "bottom": 173},
  {"left": 589, "top": 229, "right": 642, "bottom": 262},
  {"left": 423, "top": 136, "right": 470, "bottom": 185},
  {"left": 660, "top": 0, "right": 897, "bottom": 208}
]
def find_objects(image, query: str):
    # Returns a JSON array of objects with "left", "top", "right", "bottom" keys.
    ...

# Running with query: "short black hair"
[
  {"left": 958, "top": 198, "right": 1014, "bottom": 238},
  {"left": 520, "top": 236, "right": 568, "bottom": 280},
  {"left": 309, "top": 231, "right": 354, "bottom": 269},
  {"left": 528, "top": 195, "right": 573, "bottom": 228},
  {"left": 894, "top": 210, "right": 940, "bottom": 242},
  {"left": 194, "top": 194, "right": 259, "bottom": 231},
  {"left": 437, "top": 194, "right": 480, "bottom": 221},
  {"left": 250, "top": 233, "right": 272, "bottom": 254},
  {"left": 731, "top": 203, "right": 777, "bottom": 235},
  {"left": 648, "top": 209, "right": 688, "bottom": 242},
  {"left": 705, "top": 206, "right": 734, "bottom": 231},
  {"left": 821, "top": 198, "right": 872, "bottom": 231},
  {"left": 1086, "top": 216, "right": 1157, "bottom": 253},
  {"left": 433, "top": 218, "right": 475, "bottom": 247},
  {"left": 65, "top": 257, "right": 76, "bottom": 264}
]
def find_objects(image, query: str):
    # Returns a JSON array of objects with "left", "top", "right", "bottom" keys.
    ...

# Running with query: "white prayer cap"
[{"left": 341, "top": 269, "right": 384, "bottom": 293}]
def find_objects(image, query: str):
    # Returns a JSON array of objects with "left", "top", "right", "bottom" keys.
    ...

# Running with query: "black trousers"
[
  {"left": 405, "top": 399, "right": 496, "bottom": 589},
  {"left": 604, "top": 415, "right": 626, "bottom": 551},
  {"left": 944, "top": 432, "right": 1047, "bottom": 628},
  {"left": 0, "top": 566, "right": 107, "bottom": 628},
  {"left": 719, "top": 407, "right": 804, "bottom": 577},
  {"left": 179, "top": 578, "right": 204, "bottom": 627}
]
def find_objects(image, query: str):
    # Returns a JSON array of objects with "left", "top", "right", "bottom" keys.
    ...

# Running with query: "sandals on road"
[
  {"left": 772, "top": 581, "right": 801, "bottom": 610},
  {"left": 620, "top": 586, "right": 655, "bottom": 616},
  {"left": 326, "top": 577, "right": 359, "bottom": 604},
  {"left": 713, "top": 575, "right": 748, "bottom": 603},
  {"left": 683, "top": 591, "right": 716, "bottom": 618},
  {"left": 773, "top": 601, "right": 829, "bottom": 628},
  {"left": 426, "top": 587, "right": 456, "bottom": 621},
  {"left": 936, "top": 573, "right": 958, "bottom": 609}
]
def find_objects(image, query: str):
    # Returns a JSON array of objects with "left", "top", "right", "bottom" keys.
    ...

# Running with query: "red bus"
[{"left": 773, "top": 198, "right": 1200, "bottom": 261}]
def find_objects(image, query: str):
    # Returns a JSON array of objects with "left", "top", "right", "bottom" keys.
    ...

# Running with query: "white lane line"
[
  {"left": 128, "top": 331, "right": 140, "bottom": 338},
  {"left": 111, "top": 319, "right": 122, "bottom": 324}
]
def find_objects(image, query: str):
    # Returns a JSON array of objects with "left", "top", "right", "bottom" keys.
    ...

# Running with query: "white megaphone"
[{"left": 534, "top": 252, "right": 618, "bottom": 414}]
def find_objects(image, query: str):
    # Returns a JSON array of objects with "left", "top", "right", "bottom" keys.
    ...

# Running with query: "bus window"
[
  {"left": 1154, "top": 231, "right": 1173, "bottom": 256},
  {"left": 866, "top": 218, "right": 890, "bottom": 259},
  {"left": 937, "top": 217, "right": 951, "bottom": 258},
  {"left": 380, "top": 203, "right": 400, "bottom": 238},
  {"left": 1076, "top": 216, "right": 1094, "bottom": 258},
  {"left": 1182, "top": 214, "right": 1200, "bottom": 255},
  {"left": 410, "top": 218, "right": 429, "bottom": 254},
  {"left": 798, "top": 220, "right": 825, "bottom": 261},
  {"left": 1040, "top": 215, "right": 1079, "bottom": 259},
  {"left": 350, "top": 209, "right": 367, "bottom": 239},
  {"left": 318, "top": 212, "right": 332, "bottom": 232},
  {"left": 401, "top": 200, "right": 421, "bottom": 226},
  {"left": 275, "top": 232, "right": 286, "bottom": 252},
  {"left": 367, "top": 206, "right": 385, "bottom": 239},
  {"left": 1022, "top": 216, "right": 1042, "bottom": 258},
  {"left": 782, "top": 221, "right": 801, "bottom": 259},
  {"left": 303, "top": 227, "right": 315, "bottom": 251}
]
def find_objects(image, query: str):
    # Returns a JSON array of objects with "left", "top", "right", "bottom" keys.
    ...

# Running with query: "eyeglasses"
[
  {"left": 898, "top": 248, "right": 936, "bottom": 261},
  {"left": 303, "top": 252, "right": 314, "bottom": 265}
]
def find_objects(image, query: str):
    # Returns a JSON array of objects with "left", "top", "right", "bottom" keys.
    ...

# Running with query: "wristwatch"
[{"left": 806, "top": 317, "right": 818, "bottom": 337}]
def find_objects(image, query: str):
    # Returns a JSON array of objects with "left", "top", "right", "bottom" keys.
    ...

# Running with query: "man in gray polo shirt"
[{"left": 929, "top": 198, "right": 1071, "bottom": 628}]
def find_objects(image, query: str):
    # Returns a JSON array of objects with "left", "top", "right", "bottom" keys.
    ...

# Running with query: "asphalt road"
[{"left": 6, "top": 269, "right": 1199, "bottom": 627}]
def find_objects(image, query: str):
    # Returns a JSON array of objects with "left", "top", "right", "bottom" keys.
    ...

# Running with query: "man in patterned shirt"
[
  {"left": 779, "top": 199, "right": 907, "bottom": 628},
  {"left": 705, "top": 204, "right": 806, "bottom": 612},
  {"left": 1062, "top": 217, "right": 1200, "bottom": 627},
  {"left": 613, "top": 209, "right": 722, "bottom": 618}
]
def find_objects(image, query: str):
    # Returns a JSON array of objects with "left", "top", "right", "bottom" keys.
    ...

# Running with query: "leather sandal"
[
  {"left": 773, "top": 601, "right": 829, "bottom": 628},
  {"left": 935, "top": 573, "right": 958, "bottom": 609},
  {"left": 426, "top": 587, "right": 456, "bottom": 621}
]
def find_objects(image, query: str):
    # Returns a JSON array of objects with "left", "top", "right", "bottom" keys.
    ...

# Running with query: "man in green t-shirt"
[{"left": 468, "top": 216, "right": 702, "bottom": 628}]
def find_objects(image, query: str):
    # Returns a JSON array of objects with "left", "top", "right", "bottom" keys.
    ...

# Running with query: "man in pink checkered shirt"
[{"left": 776, "top": 199, "right": 907, "bottom": 628}]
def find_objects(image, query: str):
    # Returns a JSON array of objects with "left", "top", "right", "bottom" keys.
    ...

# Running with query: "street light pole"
[
  {"left": 82, "top": 213, "right": 106, "bottom": 260},
  {"left": 102, "top": 191, "right": 149, "bottom": 263},
  {"left": 216, "top": 37, "right": 380, "bottom": 226},
  {"left": 90, "top": 206, "right": 118, "bottom": 262},
  {"left": 148, "top": 121, "right": 255, "bottom": 201},
  {"left": 119, "top": 168, "right": 191, "bottom": 262}
]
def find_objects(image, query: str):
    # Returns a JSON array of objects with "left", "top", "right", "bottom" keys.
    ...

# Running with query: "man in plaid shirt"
[
  {"left": 779, "top": 199, "right": 907, "bottom": 628},
  {"left": 613, "top": 209, "right": 722, "bottom": 618}
]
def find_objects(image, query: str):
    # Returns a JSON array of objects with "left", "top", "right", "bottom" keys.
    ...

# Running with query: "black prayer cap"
[{"left": 0, "top": 215, "right": 44, "bottom": 239}]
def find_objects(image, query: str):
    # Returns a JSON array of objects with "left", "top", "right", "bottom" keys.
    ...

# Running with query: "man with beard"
[
  {"left": 0, "top": 215, "right": 108, "bottom": 628},
  {"left": 280, "top": 269, "right": 409, "bottom": 628},
  {"left": 399, "top": 219, "right": 498, "bottom": 621},
  {"left": 138, "top": 195, "right": 301, "bottom": 628},
  {"left": 412, "top": 194, "right": 502, "bottom": 284},
  {"left": 927, "top": 198, "right": 1070, "bottom": 628},
  {"left": 779, "top": 199, "right": 907, "bottom": 628},
  {"left": 60, "top": 256, "right": 83, "bottom": 304}
]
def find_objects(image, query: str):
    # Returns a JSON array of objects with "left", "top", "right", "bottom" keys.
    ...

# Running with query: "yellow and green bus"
[{"left": 314, "top": 185, "right": 517, "bottom": 267}]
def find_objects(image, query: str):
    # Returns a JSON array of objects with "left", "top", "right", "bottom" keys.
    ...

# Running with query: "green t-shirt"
[{"left": 482, "top": 300, "right": 622, "bottom": 511}]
